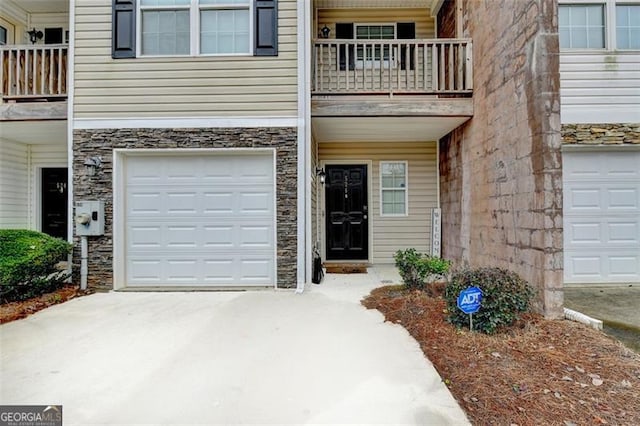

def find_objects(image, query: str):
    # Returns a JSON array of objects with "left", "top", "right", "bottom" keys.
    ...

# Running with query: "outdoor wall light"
[
  {"left": 316, "top": 167, "right": 326, "bottom": 184},
  {"left": 27, "top": 28, "right": 43, "bottom": 44},
  {"left": 84, "top": 156, "right": 103, "bottom": 176},
  {"left": 320, "top": 25, "right": 331, "bottom": 39}
]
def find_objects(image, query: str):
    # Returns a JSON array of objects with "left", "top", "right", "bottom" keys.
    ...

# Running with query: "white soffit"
[
  {"left": 10, "top": 0, "right": 68, "bottom": 13},
  {"left": 0, "top": 120, "right": 67, "bottom": 145},
  {"left": 312, "top": 116, "right": 468, "bottom": 142}
]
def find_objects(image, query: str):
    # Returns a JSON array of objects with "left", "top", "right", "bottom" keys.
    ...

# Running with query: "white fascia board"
[{"left": 73, "top": 117, "right": 298, "bottom": 130}]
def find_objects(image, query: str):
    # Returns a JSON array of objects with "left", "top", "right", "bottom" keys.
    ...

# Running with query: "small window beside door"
[{"left": 380, "top": 161, "right": 408, "bottom": 216}]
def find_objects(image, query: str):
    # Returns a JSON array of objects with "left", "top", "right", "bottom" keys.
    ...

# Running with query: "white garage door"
[
  {"left": 563, "top": 150, "right": 640, "bottom": 283},
  {"left": 124, "top": 152, "right": 275, "bottom": 287}
]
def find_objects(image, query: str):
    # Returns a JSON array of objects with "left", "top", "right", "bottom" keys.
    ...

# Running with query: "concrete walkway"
[{"left": 0, "top": 269, "right": 469, "bottom": 425}]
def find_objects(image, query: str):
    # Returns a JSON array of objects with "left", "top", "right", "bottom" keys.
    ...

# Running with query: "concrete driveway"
[{"left": 0, "top": 270, "right": 469, "bottom": 425}]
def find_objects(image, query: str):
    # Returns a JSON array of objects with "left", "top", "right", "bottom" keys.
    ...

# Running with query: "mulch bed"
[
  {"left": 1, "top": 285, "right": 91, "bottom": 324},
  {"left": 362, "top": 286, "right": 640, "bottom": 426}
]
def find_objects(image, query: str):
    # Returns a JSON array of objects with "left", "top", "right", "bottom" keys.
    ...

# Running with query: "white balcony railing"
[
  {"left": 1, "top": 44, "right": 68, "bottom": 101},
  {"left": 313, "top": 39, "right": 473, "bottom": 95}
]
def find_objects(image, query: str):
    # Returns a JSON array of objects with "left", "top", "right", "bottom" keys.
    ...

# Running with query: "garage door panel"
[
  {"left": 609, "top": 222, "right": 639, "bottom": 243},
  {"left": 563, "top": 151, "right": 640, "bottom": 283},
  {"left": 124, "top": 153, "right": 275, "bottom": 287},
  {"left": 609, "top": 256, "right": 640, "bottom": 277},
  {"left": 564, "top": 151, "right": 640, "bottom": 178},
  {"left": 608, "top": 188, "right": 638, "bottom": 209}
]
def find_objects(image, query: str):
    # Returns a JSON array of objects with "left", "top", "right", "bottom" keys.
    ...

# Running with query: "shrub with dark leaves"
[{"left": 445, "top": 267, "right": 534, "bottom": 334}]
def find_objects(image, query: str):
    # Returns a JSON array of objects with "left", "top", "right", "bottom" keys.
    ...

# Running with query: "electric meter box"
[{"left": 75, "top": 200, "right": 105, "bottom": 236}]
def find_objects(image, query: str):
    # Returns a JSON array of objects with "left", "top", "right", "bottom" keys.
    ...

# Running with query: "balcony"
[
  {"left": 312, "top": 39, "right": 472, "bottom": 95},
  {"left": 311, "top": 38, "right": 474, "bottom": 143},
  {"left": 0, "top": 44, "right": 68, "bottom": 120},
  {"left": 1, "top": 44, "right": 68, "bottom": 101}
]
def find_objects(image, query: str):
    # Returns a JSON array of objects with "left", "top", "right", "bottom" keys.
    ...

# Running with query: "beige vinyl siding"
[
  {"left": 560, "top": 51, "right": 640, "bottom": 123},
  {"left": 316, "top": 8, "right": 435, "bottom": 39},
  {"left": 73, "top": 0, "right": 298, "bottom": 119},
  {"left": 0, "top": 140, "right": 29, "bottom": 228},
  {"left": 318, "top": 141, "right": 437, "bottom": 264},
  {"left": 30, "top": 13, "right": 69, "bottom": 42},
  {"left": 29, "top": 144, "right": 67, "bottom": 230}
]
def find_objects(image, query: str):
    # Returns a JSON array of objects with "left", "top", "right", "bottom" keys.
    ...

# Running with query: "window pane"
[
  {"left": 630, "top": 29, "right": 640, "bottom": 49},
  {"left": 588, "top": 28, "right": 604, "bottom": 48},
  {"left": 141, "top": 0, "right": 190, "bottom": 6},
  {"left": 559, "top": 28, "right": 571, "bottom": 48},
  {"left": 200, "top": 9, "right": 250, "bottom": 54},
  {"left": 200, "top": 0, "right": 249, "bottom": 4},
  {"left": 616, "top": 5, "right": 640, "bottom": 49},
  {"left": 559, "top": 7, "right": 570, "bottom": 27},
  {"left": 142, "top": 10, "right": 190, "bottom": 55},
  {"left": 572, "top": 6, "right": 587, "bottom": 26},
  {"left": 558, "top": 5, "right": 604, "bottom": 49}
]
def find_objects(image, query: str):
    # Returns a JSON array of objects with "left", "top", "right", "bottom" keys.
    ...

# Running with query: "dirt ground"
[
  {"left": 363, "top": 286, "right": 640, "bottom": 426},
  {"left": 0, "top": 285, "right": 90, "bottom": 324}
]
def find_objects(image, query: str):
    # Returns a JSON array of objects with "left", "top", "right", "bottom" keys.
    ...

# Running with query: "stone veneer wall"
[
  {"left": 562, "top": 123, "right": 640, "bottom": 145},
  {"left": 73, "top": 127, "right": 298, "bottom": 290},
  {"left": 439, "top": 0, "right": 564, "bottom": 318}
]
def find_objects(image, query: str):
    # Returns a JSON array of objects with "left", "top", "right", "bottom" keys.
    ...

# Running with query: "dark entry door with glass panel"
[
  {"left": 325, "top": 165, "right": 368, "bottom": 260},
  {"left": 41, "top": 168, "right": 68, "bottom": 239}
]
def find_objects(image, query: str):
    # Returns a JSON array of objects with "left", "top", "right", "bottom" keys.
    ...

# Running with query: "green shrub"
[
  {"left": 0, "top": 229, "right": 72, "bottom": 303},
  {"left": 444, "top": 267, "right": 534, "bottom": 334},
  {"left": 394, "top": 248, "right": 451, "bottom": 290}
]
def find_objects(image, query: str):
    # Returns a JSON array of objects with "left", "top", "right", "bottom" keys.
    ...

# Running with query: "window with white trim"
[
  {"left": 355, "top": 24, "right": 395, "bottom": 66},
  {"left": 559, "top": 4, "right": 606, "bottom": 48},
  {"left": 140, "top": 0, "right": 251, "bottom": 56},
  {"left": 380, "top": 162, "right": 408, "bottom": 216},
  {"left": 616, "top": 4, "right": 640, "bottom": 49}
]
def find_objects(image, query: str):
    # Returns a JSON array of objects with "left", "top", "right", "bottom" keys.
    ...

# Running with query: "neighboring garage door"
[
  {"left": 124, "top": 152, "right": 275, "bottom": 287},
  {"left": 563, "top": 150, "right": 640, "bottom": 283}
]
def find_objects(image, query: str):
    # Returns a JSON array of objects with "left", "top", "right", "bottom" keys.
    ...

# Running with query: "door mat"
[{"left": 324, "top": 263, "right": 368, "bottom": 274}]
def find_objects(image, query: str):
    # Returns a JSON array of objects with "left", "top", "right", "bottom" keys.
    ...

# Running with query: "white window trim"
[
  {"left": 136, "top": 0, "right": 253, "bottom": 57},
  {"left": 354, "top": 22, "right": 397, "bottom": 69},
  {"left": 379, "top": 160, "right": 408, "bottom": 217},
  {"left": 559, "top": 0, "right": 640, "bottom": 51},
  {"left": 558, "top": 3, "right": 607, "bottom": 50},
  {"left": 615, "top": 2, "right": 640, "bottom": 50}
]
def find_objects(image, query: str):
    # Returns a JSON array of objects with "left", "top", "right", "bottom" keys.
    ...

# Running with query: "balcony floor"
[{"left": 311, "top": 95, "right": 472, "bottom": 142}]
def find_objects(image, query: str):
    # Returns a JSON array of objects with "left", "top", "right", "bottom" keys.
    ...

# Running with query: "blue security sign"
[{"left": 457, "top": 286, "right": 483, "bottom": 314}]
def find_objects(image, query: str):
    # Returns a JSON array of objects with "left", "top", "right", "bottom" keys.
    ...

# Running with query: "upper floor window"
[
  {"left": 616, "top": 4, "right": 640, "bottom": 49},
  {"left": 355, "top": 24, "right": 395, "bottom": 63},
  {"left": 559, "top": 4, "right": 605, "bottom": 48},
  {"left": 0, "top": 26, "right": 6, "bottom": 46},
  {"left": 140, "top": 0, "right": 250, "bottom": 56}
]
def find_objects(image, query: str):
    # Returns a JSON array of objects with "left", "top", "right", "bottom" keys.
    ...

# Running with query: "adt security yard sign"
[{"left": 457, "top": 286, "right": 483, "bottom": 331}]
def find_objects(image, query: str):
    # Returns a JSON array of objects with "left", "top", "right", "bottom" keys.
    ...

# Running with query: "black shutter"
[
  {"left": 335, "top": 23, "right": 354, "bottom": 71},
  {"left": 255, "top": 0, "right": 278, "bottom": 56},
  {"left": 397, "top": 22, "right": 415, "bottom": 70},
  {"left": 112, "top": 0, "right": 136, "bottom": 59}
]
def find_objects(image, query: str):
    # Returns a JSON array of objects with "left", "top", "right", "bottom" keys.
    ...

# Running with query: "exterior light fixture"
[
  {"left": 320, "top": 25, "right": 331, "bottom": 39},
  {"left": 84, "top": 156, "right": 102, "bottom": 176},
  {"left": 27, "top": 28, "right": 43, "bottom": 44},
  {"left": 316, "top": 167, "right": 326, "bottom": 184}
]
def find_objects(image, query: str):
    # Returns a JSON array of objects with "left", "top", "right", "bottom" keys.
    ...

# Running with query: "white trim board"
[{"left": 73, "top": 117, "right": 298, "bottom": 130}]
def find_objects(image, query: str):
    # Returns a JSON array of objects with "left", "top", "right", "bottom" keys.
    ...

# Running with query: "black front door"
[
  {"left": 325, "top": 165, "right": 368, "bottom": 260},
  {"left": 41, "top": 168, "right": 68, "bottom": 239}
]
